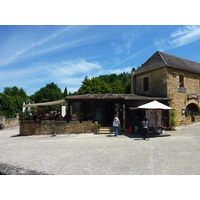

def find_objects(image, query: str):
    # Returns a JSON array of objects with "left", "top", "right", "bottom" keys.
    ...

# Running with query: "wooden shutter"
[{"left": 179, "top": 75, "right": 184, "bottom": 87}]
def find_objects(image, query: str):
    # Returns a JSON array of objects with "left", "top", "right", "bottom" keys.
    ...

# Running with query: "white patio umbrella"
[
  {"left": 27, "top": 102, "right": 31, "bottom": 112},
  {"left": 22, "top": 102, "right": 26, "bottom": 113},
  {"left": 137, "top": 100, "right": 173, "bottom": 131},
  {"left": 137, "top": 100, "right": 173, "bottom": 110}
]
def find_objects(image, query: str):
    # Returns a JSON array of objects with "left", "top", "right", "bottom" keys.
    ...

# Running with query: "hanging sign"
[{"left": 187, "top": 94, "right": 198, "bottom": 100}]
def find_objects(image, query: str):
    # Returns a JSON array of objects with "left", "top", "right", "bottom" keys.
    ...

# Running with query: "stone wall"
[
  {"left": 20, "top": 121, "right": 98, "bottom": 136},
  {"left": 0, "top": 116, "right": 19, "bottom": 128},
  {"left": 135, "top": 67, "right": 168, "bottom": 97},
  {"left": 167, "top": 68, "right": 200, "bottom": 126}
]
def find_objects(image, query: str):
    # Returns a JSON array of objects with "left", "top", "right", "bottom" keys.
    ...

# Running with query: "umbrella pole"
[{"left": 155, "top": 110, "right": 157, "bottom": 132}]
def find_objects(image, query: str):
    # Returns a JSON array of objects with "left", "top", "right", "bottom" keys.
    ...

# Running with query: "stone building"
[{"left": 131, "top": 51, "right": 200, "bottom": 126}]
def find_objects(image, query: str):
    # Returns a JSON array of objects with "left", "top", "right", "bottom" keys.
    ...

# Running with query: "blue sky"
[{"left": 1, "top": 25, "right": 200, "bottom": 95}]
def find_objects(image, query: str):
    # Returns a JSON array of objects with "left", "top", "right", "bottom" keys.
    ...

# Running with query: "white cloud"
[
  {"left": 48, "top": 59, "right": 102, "bottom": 77},
  {"left": 107, "top": 67, "right": 133, "bottom": 75},
  {"left": 45, "top": 58, "right": 103, "bottom": 87},
  {"left": 154, "top": 25, "right": 200, "bottom": 50},
  {"left": 169, "top": 25, "right": 200, "bottom": 48}
]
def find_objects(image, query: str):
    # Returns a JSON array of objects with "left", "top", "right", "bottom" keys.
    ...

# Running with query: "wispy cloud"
[
  {"left": 0, "top": 26, "right": 91, "bottom": 67},
  {"left": 46, "top": 58, "right": 102, "bottom": 85},
  {"left": 107, "top": 67, "right": 133, "bottom": 75},
  {"left": 111, "top": 30, "right": 138, "bottom": 55},
  {"left": 0, "top": 64, "right": 45, "bottom": 91},
  {"left": 39, "top": 58, "right": 132, "bottom": 92},
  {"left": 154, "top": 25, "right": 200, "bottom": 51},
  {"left": 48, "top": 59, "right": 102, "bottom": 76},
  {"left": 169, "top": 25, "right": 200, "bottom": 48},
  {"left": 121, "top": 30, "right": 137, "bottom": 54},
  {"left": 111, "top": 41, "right": 124, "bottom": 54},
  {"left": 111, "top": 46, "right": 153, "bottom": 68}
]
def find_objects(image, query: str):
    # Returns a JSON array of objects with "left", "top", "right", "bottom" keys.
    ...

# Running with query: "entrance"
[
  {"left": 186, "top": 103, "right": 199, "bottom": 116},
  {"left": 186, "top": 103, "right": 199, "bottom": 122},
  {"left": 98, "top": 102, "right": 122, "bottom": 127}
]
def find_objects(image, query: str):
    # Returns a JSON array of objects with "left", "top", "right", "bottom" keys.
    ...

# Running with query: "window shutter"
[{"left": 179, "top": 75, "right": 184, "bottom": 87}]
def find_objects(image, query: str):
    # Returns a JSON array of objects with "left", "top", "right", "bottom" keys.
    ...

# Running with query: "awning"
[{"left": 22, "top": 99, "right": 66, "bottom": 108}]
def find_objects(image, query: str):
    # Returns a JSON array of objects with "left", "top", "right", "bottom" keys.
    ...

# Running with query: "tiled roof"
[
  {"left": 65, "top": 94, "right": 170, "bottom": 101},
  {"left": 135, "top": 51, "right": 200, "bottom": 75}
]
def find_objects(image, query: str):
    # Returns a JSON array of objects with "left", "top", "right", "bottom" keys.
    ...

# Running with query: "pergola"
[{"left": 22, "top": 99, "right": 66, "bottom": 108}]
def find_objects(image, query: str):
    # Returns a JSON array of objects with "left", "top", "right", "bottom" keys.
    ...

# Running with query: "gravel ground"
[{"left": 0, "top": 123, "right": 200, "bottom": 175}]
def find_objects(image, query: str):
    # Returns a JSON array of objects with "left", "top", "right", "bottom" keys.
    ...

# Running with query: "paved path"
[{"left": 0, "top": 123, "right": 200, "bottom": 175}]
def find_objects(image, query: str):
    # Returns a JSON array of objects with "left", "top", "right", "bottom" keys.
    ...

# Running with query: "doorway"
[{"left": 186, "top": 103, "right": 199, "bottom": 116}]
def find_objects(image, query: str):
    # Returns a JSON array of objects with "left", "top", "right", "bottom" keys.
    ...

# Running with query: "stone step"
[{"left": 98, "top": 127, "right": 114, "bottom": 134}]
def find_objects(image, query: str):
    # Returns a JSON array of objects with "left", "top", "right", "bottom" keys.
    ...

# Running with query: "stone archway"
[{"left": 186, "top": 103, "right": 199, "bottom": 116}]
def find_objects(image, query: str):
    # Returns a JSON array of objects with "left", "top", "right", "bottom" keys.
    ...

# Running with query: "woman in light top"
[{"left": 113, "top": 114, "right": 120, "bottom": 136}]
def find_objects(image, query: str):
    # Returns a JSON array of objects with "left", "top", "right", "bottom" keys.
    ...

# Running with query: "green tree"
[
  {"left": 109, "top": 82, "right": 124, "bottom": 93},
  {"left": 31, "top": 82, "right": 63, "bottom": 112},
  {"left": 4, "top": 86, "right": 27, "bottom": 98},
  {"left": 98, "top": 72, "right": 131, "bottom": 94},
  {"left": 77, "top": 77, "right": 112, "bottom": 94},
  {"left": 63, "top": 87, "right": 68, "bottom": 97},
  {"left": 0, "top": 87, "right": 28, "bottom": 118},
  {"left": 0, "top": 93, "right": 15, "bottom": 118}
]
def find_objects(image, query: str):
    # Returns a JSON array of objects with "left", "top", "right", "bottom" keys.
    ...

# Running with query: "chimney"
[{"left": 130, "top": 68, "right": 136, "bottom": 94}]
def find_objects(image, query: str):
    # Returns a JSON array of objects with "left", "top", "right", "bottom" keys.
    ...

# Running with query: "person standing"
[
  {"left": 113, "top": 114, "right": 120, "bottom": 136},
  {"left": 141, "top": 117, "right": 149, "bottom": 140}
]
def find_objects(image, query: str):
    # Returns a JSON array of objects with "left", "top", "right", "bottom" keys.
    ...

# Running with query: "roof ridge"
[{"left": 156, "top": 51, "right": 168, "bottom": 66}]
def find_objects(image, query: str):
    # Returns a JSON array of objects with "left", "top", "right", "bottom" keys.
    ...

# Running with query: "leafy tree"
[
  {"left": 109, "top": 82, "right": 124, "bottom": 93},
  {"left": 33, "top": 82, "right": 63, "bottom": 102},
  {"left": 63, "top": 87, "right": 68, "bottom": 97},
  {"left": 0, "top": 93, "right": 16, "bottom": 118},
  {"left": 77, "top": 72, "right": 131, "bottom": 95},
  {"left": 0, "top": 87, "right": 28, "bottom": 118},
  {"left": 124, "top": 83, "right": 131, "bottom": 94},
  {"left": 31, "top": 82, "right": 63, "bottom": 112},
  {"left": 4, "top": 86, "right": 27, "bottom": 99},
  {"left": 77, "top": 77, "right": 111, "bottom": 95}
]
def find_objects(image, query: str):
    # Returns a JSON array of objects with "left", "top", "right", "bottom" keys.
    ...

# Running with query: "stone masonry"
[
  {"left": 20, "top": 121, "right": 98, "bottom": 136},
  {"left": 0, "top": 116, "right": 19, "bottom": 128}
]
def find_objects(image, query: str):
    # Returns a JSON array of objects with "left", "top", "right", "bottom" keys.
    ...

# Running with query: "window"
[
  {"left": 179, "top": 75, "right": 184, "bottom": 87},
  {"left": 143, "top": 77, "right": 149, "bottom": 91}
]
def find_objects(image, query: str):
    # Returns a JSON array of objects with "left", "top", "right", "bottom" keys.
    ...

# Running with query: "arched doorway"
[{"left": 186, "top": 103, "right": 199, "bottom": 116}]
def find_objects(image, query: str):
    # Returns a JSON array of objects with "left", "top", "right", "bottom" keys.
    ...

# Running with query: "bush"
[{"left": 170, "top": 110, "right": 176, "bottom": 127}]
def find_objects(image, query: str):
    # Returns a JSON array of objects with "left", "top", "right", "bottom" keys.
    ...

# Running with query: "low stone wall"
[
  {"left": 20, "top": 121, "right": 98, "bottom": 136},
  {"left": 0, "top": 116, "right": 19, "bottom": 128},
  {"left": 178, "top": 116, "right": 200, "bottom": 126},
  {"left": 5, "top": 118, "right": 19, "bottom": 128}
]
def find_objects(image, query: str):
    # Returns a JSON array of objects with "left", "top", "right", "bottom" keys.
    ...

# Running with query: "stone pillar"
[
  {"left": 123, "top": 104, "right": 125, "bottom": 128},
  {"left": 130, "top": 68, "right": 136, "bottom": 94}
]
